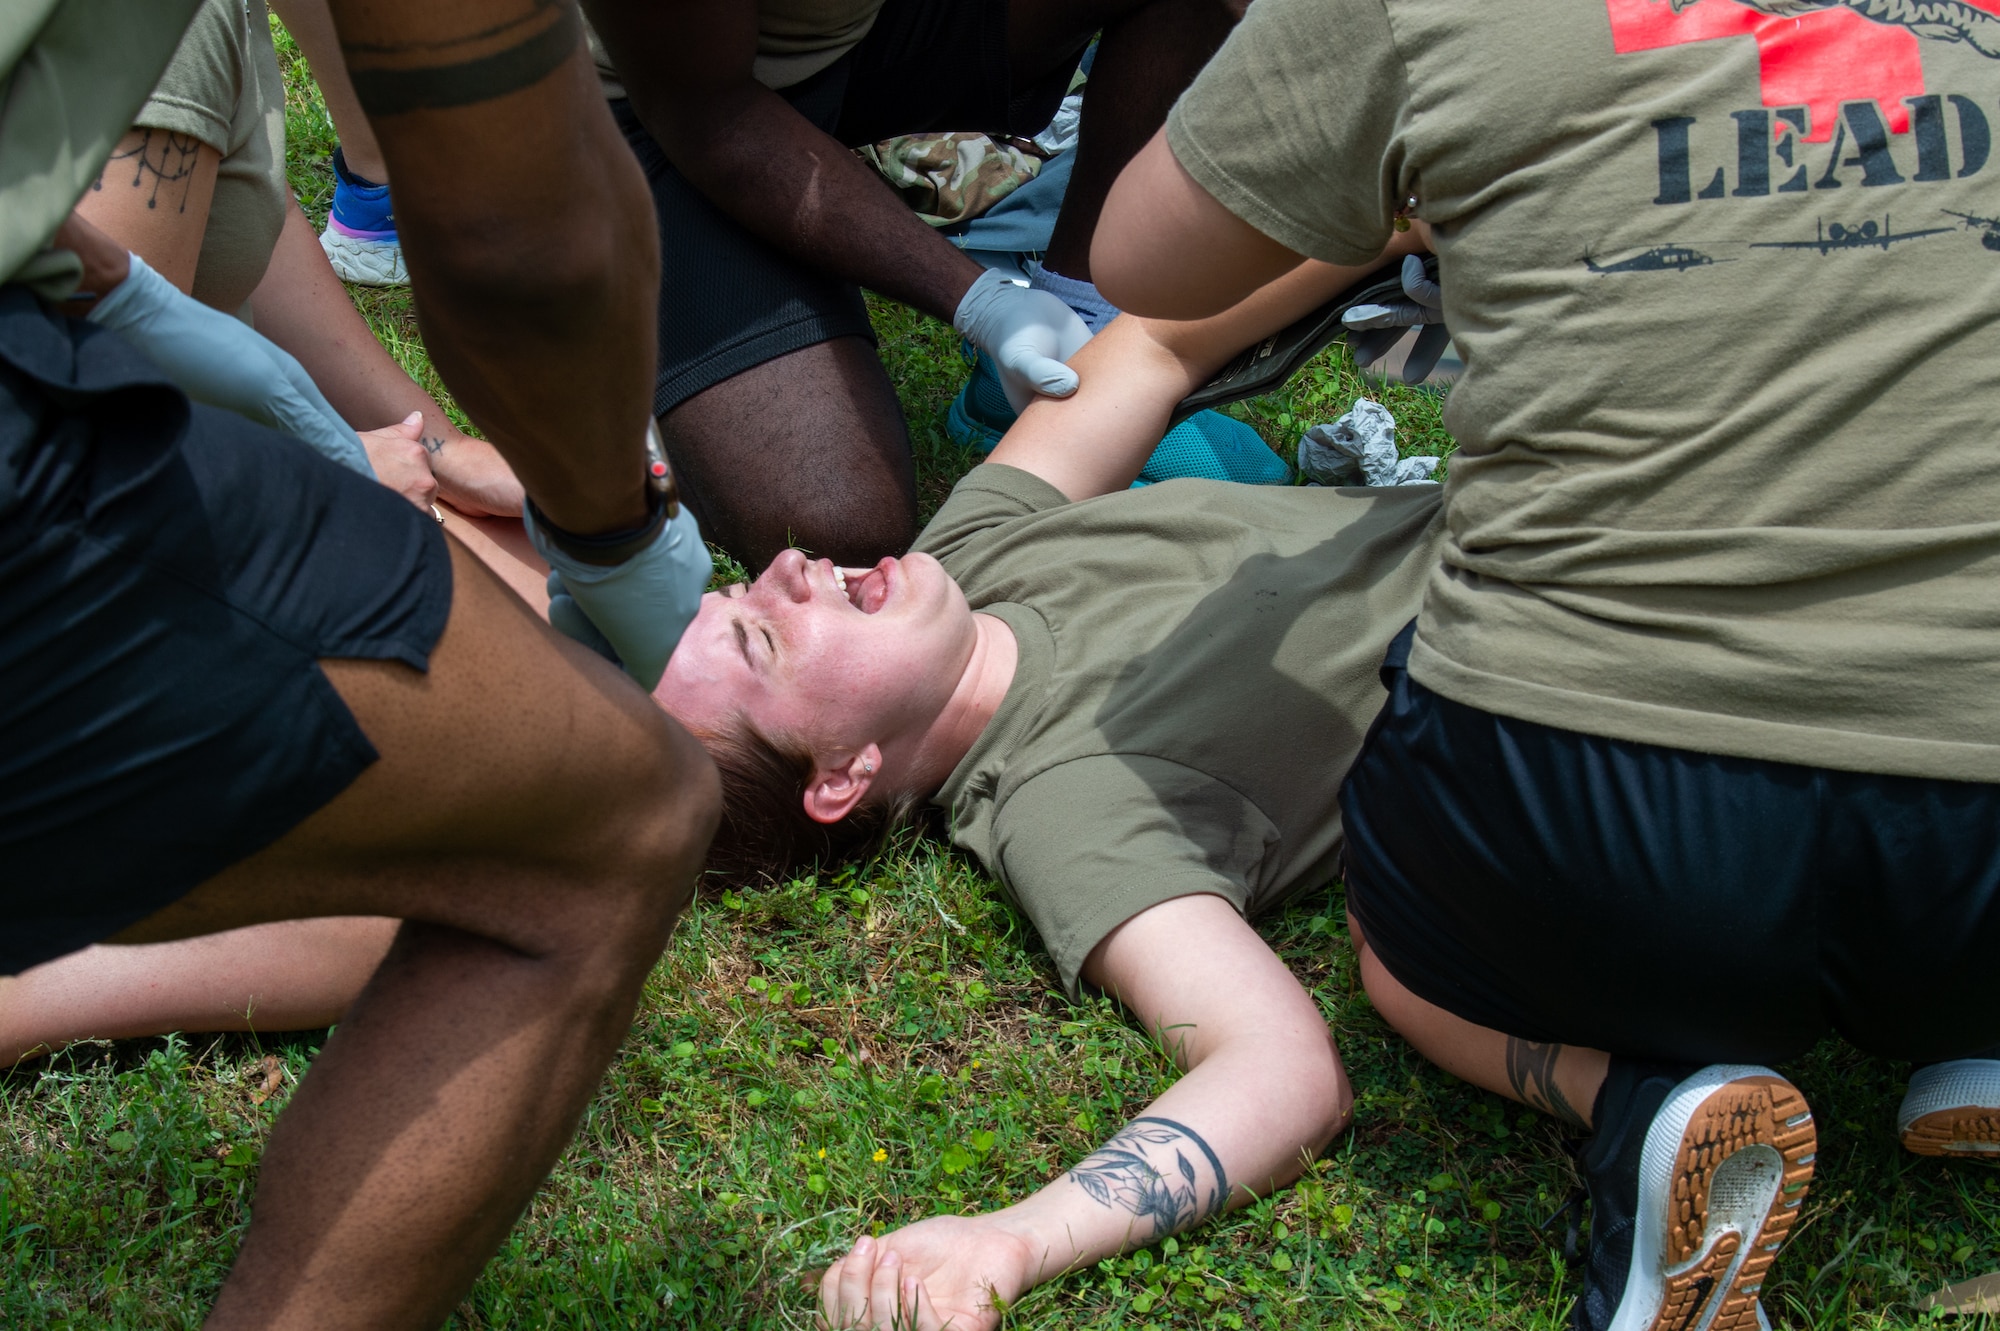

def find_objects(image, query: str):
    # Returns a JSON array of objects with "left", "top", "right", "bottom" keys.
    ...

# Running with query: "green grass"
[{"left": 1, "top": 18, "right": 1991, "bottom": 1330}]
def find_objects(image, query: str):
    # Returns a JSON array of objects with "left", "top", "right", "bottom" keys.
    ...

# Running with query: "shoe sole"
[
  {"left": 1899, "top": 1062, "right": 2000, "bottom": 1157},
  {"left": 319, "top": 230, "right": 407, "bottom": 287},
  {"left": 1614, "top": 1066, "right": 1817, "bottom": 1331}
]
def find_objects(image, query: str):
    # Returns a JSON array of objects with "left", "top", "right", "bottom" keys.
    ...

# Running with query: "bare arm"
[
  {"left": 989, "top": 242, "right": 1423, "bottom": 501},
  {"left": 821, "top": 894, "right": 1350, "bottom": 1331},
  {"left": 582, "top": 0, "right": 984, "bottom": 323},
  {"left": 1093, "top": 129, "right": 1305, "bottom": 321},
  {"left": 72, "top": 127, "right": 220, "bottom": 294},
  {"left": 324, "top": 0, "right": 657, "bottom": 538},
  {"left": 249, "top": 203, "right": 525, "bottom": 516}
]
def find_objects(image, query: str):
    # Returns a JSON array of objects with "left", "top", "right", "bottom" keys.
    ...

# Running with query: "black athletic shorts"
[
  {"left": 612, "top": 0, "right": 1085, "bottom": 414},
  {"left": 1338, "top": 621, "right": 2000, "bottom": 1067},
  {"left": 0, "top": 288, "right": 451, "bottom": 975}
]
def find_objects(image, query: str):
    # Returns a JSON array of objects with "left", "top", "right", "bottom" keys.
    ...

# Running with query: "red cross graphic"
[{"left": 1603, "top": 0, "right": 1971, "bottom": 141}]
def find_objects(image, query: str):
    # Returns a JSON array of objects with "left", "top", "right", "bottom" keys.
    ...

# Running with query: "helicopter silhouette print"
[{"left": 1581, "top": 244, "right": 1731, "bottom": 272}]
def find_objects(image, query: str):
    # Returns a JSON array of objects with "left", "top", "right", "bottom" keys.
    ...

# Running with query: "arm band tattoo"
[
  {"left": 98, "top": 130, "right": 203, "bottom": 212},
  {"left": 348, "top": 4, "right": 580, "bottom": 116},
  {"left": 1505, "top": 1037, "right": 1586, "bottom": 1128},
  {"left": 1063, "top": 1115, "right": 1231, "bottom": 1239}
]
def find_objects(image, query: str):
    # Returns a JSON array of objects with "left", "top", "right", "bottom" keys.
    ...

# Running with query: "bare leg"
[
  {"left": 269, "top": 0, "right": 388, "bottom": 183},
  {"left": 102, "top": 538, "right": 718, "bottom": 1328},
  {"left": 0, "top": 919, "right": 395, "bottom": 1067},
  {"left": 1011, "top": 0, "right": 1243, "bottom": 283},
  {"left": 659, "top": 336, "right": 916, "bottom": 571},
  {"left": 1347, "top": 911, "right": 1609, "bottom": 1131}
]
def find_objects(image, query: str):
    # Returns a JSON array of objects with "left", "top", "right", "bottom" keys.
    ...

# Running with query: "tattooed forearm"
[
  {"left": 1505, "top": 1037, "right": 1586, "bottom": 1128},
  {"left": 1062, "top": 1117, "right": 1230, "bottom": 1239},
  {"left": 344, "top": 1, "right": 580, "bottom": 116},
  {"left": 423, "top": 435, "right": 447, "bottom": 456},
  {"left": 96, "top": 130, "right": 203, "bottom": 213}
]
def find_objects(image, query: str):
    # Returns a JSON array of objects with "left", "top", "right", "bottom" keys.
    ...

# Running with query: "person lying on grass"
[{"left": 3, "top": 241, "right": 1536, "bottom": 1329}]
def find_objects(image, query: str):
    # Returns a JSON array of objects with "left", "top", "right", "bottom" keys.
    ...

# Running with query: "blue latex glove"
[
  {"left": 86, "top": 253, "right": 374, "bottom": 476},
  {"left": 952, "top": 268, "right": 1092, "bottom": 413},
  {"left": 1341, "top": 254, "right": 1451, "bottom": 385},
  {"left": 525, "top": 501, "right": 712, "bottom": 692}
]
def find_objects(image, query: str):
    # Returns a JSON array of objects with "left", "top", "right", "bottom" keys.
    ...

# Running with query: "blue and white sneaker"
[
  {"left": 945, "top": 349, "right": 1292, "bottom": 486},
  {"left": 1899, "top": 1059, "right": 2000, "bottom": 1157},
  {"left": 319, "top": 145, "right": 407, "bottom": 287},
  {"left": 1575, "top": 1062, "right": 1816, "bottom": 1331}
]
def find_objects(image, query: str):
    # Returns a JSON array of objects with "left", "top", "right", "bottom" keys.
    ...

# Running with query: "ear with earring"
[{"left": 862, "top": 758, "right": 874, "bottom": 774}]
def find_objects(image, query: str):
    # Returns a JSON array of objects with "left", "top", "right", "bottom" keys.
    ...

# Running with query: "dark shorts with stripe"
[
  {"left": 612, "top": 0, "right": 1084, "bottom": 414},
  {"left": 1338, "top": 621, "right": 2000, "bottom": 1067},
  {"left": 0, "top": 288, "right": 451, "bottom": 975}
]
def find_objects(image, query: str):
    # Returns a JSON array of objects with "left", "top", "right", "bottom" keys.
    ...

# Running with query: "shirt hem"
[
  {"left": 1046, "top": 878, "right": 1248, "bottom": 1001},
  {"left": 1407, "top": 634, "right": 2000, "bottom": 785},
  {"left": 134, "top": 94, "right": 232, "bottom": 154}
]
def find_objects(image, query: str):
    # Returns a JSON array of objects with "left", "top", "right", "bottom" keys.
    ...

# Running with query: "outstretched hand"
[{"left": 820, "top": 1217, "right": 1040, "bottom": 1331}]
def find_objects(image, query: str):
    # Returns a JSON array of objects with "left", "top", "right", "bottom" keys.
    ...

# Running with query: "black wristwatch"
[{"left": 525, "top": 422, "right": 682, "bottom": 566}]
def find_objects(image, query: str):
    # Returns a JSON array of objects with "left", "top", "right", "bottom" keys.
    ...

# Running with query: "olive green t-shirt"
[
  {"left": 0, "top": 0, "right": 202, "bottom": 293},
  {"left": 1170, "top": 0, "right": 2000, "bottom": 782},
  {"left": 915, "top": 465, "right": 1444, "bottom": 995},
  {"left": 133, "top": 0, "right": 287, "bottom": 316}
]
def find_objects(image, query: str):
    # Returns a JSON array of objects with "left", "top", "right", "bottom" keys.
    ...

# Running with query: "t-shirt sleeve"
[
  {"left": 911, "top": 463, "right": 1071, "bottom": 573},
  {"left": 133, "top": 0, "right": 244, "bottom": 152},
  {"left": 1165, "top": 0, "right": 1408, "bottom": 266},
  {"left": 990, "top": 755, "right": 1280, "bottom": 999}
]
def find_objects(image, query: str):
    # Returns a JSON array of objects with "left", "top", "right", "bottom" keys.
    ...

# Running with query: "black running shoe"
[{"left": 1574, "top": 1062, "right": 1817, "bottom": 1331}]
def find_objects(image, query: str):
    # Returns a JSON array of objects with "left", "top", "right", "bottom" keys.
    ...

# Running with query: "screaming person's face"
[{"left": 654, "top": 548, "right": 977, "bottom": 757}]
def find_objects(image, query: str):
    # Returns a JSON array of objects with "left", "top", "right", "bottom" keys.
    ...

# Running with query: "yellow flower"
[
  {"left": 817, "top": 1148, "right": 827, "bottom": 1160},
  {"left": 872, "top": 1148, "right": 888, "bottom": 1164}
]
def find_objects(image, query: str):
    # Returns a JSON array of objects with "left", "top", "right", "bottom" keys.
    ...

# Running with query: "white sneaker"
[
  {"left": 1899, "top": 1060, "right": 2000, "bottom": 1157},
  {"left": 319, "top": 227, "right": 407, "bottom": 287}
]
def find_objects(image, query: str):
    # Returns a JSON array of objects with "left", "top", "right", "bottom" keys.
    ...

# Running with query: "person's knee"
[
  {"left": 550, "top": 704, "right": 720, "bottom": 960},
  {"left": 608, "top": 714, "right": 721, "bottom": 909}
]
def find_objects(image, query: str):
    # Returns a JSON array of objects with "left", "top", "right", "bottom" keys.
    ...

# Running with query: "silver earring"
[{"left": 862, "top": 758, "right": 874, "bottom": 774}]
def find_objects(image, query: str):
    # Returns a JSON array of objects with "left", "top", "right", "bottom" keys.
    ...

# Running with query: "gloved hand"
[
  {"left": 1341, "top": 254, "right": 1450, "bottom": 385},
  {"left": 952, "top": 268, "right": 1092, "bottom": 414},
  {"left": 86, "top": 253, "right": 375, "bottom": 477},
  {"left": 525, "top": 501, "right": 711, "bottom": 692}
]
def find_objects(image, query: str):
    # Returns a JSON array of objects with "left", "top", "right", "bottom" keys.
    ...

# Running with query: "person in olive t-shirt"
[
  {"left": 656, "top": 257, "right": 1445, "bottom": 1331},
  {"left": 1092, "top": 2, "right": 2000, "bottom": 1329}
]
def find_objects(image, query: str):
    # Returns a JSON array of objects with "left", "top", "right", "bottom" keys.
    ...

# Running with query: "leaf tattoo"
[{"left": 1062, "top": 1117, "right": 1230, "bottom": 1239}]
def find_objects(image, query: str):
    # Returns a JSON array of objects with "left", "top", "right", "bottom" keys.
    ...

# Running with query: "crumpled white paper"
[{"left": 1297, "top": 398, "right": 1441, "bottom": 487}]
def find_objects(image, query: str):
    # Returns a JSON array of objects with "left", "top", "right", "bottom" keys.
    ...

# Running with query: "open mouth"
[{"left": 832, "top": 560, "right": 893, "bottom": 614}]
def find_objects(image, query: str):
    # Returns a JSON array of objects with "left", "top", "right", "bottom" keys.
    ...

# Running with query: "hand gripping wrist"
[{"left": 952, "top": 268, "right": 1092, "bottom": 413}]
